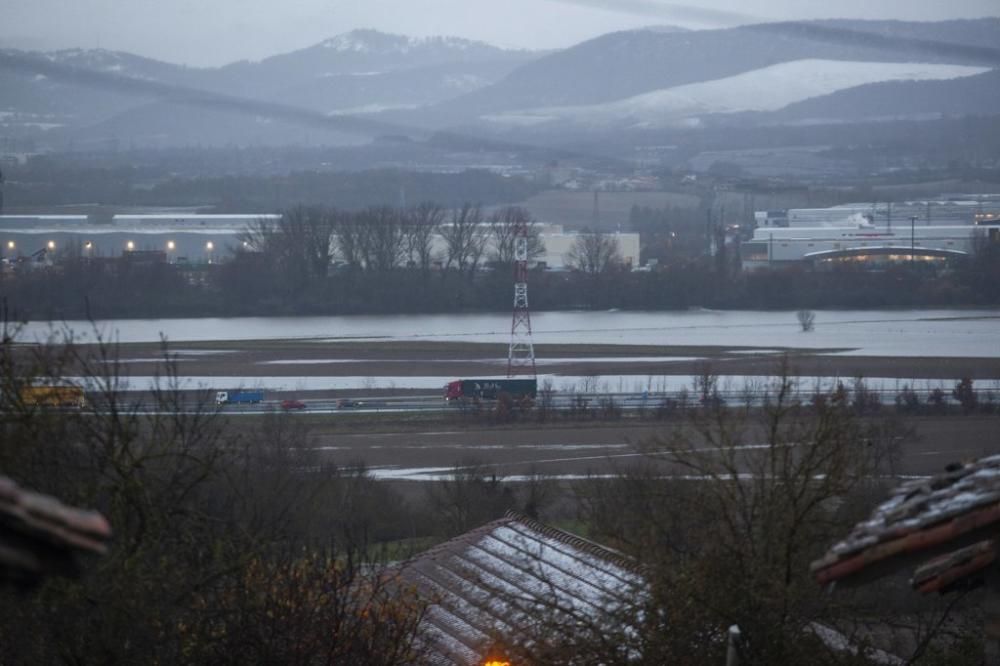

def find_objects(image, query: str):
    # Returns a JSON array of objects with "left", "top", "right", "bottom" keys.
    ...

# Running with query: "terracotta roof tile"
[
  {"left": 912, "top": 539, "right": 998, "bottom": 594},
  {"left": 813, "top": 455, "right": 1000, "bottom": 591},
  {"left": 0, "top": 475, "right": 111, "bottom": 583}
]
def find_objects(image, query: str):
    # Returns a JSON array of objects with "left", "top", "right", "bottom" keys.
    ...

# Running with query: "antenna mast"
[{"left": 507, "top": 219, "right": 536, "bottom": 378}]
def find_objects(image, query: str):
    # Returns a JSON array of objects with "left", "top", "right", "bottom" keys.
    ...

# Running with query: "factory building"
[
  {"left": 743, "top": 198, "right": 1000, "bottom": 270},
  {"left": 1, "top": 215, "right": 640, "bottom": 271},
  {"left": 0, "top": 214, "right": 279, "bottom": 264},
  {"left": 755, "top": 197, "right": 1000, "bottom": 230},
  {"left": 741, "top": 225, "right": 996, "bottom": 270}
]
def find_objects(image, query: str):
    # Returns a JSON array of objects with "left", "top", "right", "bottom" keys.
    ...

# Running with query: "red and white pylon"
[{"left": 507, "top": 221, "right": 536, "bottom": 378}]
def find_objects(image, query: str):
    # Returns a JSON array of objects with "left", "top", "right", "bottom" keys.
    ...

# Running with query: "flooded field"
[{"left": 17, "top": 309, "right": 1000, "bottom": 358}]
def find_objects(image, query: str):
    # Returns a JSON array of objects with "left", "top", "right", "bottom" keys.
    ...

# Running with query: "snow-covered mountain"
[
  {"left": 213, "top": 29, "right": 534, "bottom": 99},
  {"left": 483, "top": 59, "right": 992, "bottom": 129},
  {"left": 429, "top": 18, "right": 1000, "bottom": 124},
  {"left": 0, "top": 30, "right": 538, "bottom": 145},
  {"left": 3, "top": 20, "right": 999, "bottom": 149}
]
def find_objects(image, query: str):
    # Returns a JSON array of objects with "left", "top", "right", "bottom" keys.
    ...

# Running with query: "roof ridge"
[{"left": 503, "top": 510, "right": 639, "bottom": 573}]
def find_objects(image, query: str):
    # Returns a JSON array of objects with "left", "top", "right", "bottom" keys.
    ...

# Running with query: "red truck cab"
[{"left": 444, "top": 380, "right": 463, "bottom": 401}]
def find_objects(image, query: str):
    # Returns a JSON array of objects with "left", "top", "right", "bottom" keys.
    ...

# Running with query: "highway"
[
  {"left": 302, "top": 415, "right": 1000, "bottom": 481},
  {"left": 215, "top": 386, "right": 973, "bottom": 416}
]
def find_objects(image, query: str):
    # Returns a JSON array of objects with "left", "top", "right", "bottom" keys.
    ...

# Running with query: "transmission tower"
[{"left": 506, "top": 220, "right": 536, "bottom": 378}]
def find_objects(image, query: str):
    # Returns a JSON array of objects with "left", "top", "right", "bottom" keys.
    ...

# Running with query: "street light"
[
  {"left": 6, "top": 240, "right": 13, "bottom": 250},
  {"left": 84, "top": 241, "right": 93, "bottom": 251},
  {"left": 47, "top": 240, "right": 56, "bottom": 250},
  {"left": 126, "top": 240, "right": 135, "bottom": 251},
  {"left": 205, "top": 241, "right": 214, "bottom": 251},
  {"left": 166, "top": 240, "right": 176, "bottom": 251}
]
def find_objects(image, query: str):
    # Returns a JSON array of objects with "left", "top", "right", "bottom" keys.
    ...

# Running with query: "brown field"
[{"left": 84, "top": 339, "right": 1000, "bottom": 393}]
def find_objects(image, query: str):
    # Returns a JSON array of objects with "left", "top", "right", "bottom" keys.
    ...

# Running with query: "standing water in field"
[{"left": 15, "top": 309, "right": 1000, "bottom": 358}]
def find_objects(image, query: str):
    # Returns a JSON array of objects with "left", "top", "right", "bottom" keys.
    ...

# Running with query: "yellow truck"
[{"left": 20, "top": 385, "right": 86, "bottom": 409}]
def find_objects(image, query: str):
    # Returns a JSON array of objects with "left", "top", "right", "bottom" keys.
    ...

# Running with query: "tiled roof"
[
  {"left": 912, "top": 539, "right": 998, "bottom": 594},
  {"left": 812, "top": 454, "right": 1000, "bottom": 591},
  {"left": 399, "top": 511, "right": 645, "bottom": 666},
  {"left": 0, "top": 475, "right": 111, "bottom": 584}
]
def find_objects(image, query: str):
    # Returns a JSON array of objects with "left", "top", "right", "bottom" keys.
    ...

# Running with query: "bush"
[
  {"left": 952, "top": 378, "right": 978, "bottom": 415},
  {"left": 895, "top": 385, "right": 921, "bottom": 414}
]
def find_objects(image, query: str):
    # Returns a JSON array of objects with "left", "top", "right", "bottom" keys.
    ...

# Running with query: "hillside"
[
  {"left": 0, "top": 30, "right": 538, "bottom": 147},
  {"left": 746, "top": 67, "right": 1000, "bottom": 125},
  {"left": 3, "top": 20, "right": 1000, "bottom": 150},
  {"left": 430, "top": 18, "right": 1000, "bottom": 121}
]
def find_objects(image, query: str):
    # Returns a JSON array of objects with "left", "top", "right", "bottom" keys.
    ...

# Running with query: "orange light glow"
[{"left": 483, "top": 661, "right": 511, "bottom": 666}]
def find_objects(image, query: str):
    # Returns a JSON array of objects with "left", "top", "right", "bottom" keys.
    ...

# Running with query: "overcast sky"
[{"left": 3, "top": 0, "right": 998, "bottom": 67}]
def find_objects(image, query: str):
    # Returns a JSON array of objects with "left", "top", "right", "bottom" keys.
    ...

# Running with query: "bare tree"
[
  {"left": 358, "top": 206, "right": 406, "bottom": 272},
  {"left": 333, "top": 209, "right": 365, "bottom": 270},
  {"left": 488, "top": 206, "right": 545, "bottom": 265},
  {"left": 566, "top": 230, "right": 622, "bottom": 275},
  {"left": 0, "top": 330, "right": 432, "bottom": 664},
  {"left": 574, "top": 363, "right": 929, "bottom": 664},
  {"left": 240, "top": 206, "right": 335, "bottom": 288},
  {"left": 440, "top": 203, "right": 488, "bottom": 277},
  {"left": 797, "top": 309, "right": 816, "bottom": 332},
  {"left": 425, "top": 459, "right": 515, "bottom": 537},
  {"left": 404, "top": 202, "right": 444, "bottom": 272}
]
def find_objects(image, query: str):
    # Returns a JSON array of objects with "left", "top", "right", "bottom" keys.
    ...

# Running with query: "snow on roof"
[
  {"left": 812, "top": 455, "right": 1000, "bottom": 590},
  {"left": 399, "top": 511, "right": 645, "bottom": 665}
]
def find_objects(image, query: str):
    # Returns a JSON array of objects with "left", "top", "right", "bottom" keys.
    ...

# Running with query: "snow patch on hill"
[
  {"left": 484, "top": 59, "right": 991, "bottom": 128},
  {"left": 320, "top": 30, "right": 486, "bottom": 55}
]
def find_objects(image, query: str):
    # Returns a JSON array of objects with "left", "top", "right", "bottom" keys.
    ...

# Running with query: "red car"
[{"left": 281, "top": 399, "right": 307, "bottom": 410}]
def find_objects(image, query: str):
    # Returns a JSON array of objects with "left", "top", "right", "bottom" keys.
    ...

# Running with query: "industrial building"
[
  {"left": 741, "top": 225, "right": 997, "bottom": 269},
  {"left": 0, "top": 214, "right": 640, "bottom": 271},
  {"left": 754, "top": 196, "right": 1000, "bottom": 229},
  {"left": 743, "top": 197, "right": 1000, "bottom": 270},
  {"left": 0, "top": 214, "right": 279, "bottom": 264}
]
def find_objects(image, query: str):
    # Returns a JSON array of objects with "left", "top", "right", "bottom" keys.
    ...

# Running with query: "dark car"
[
  {"left": 281, "top": 399, "right": 307, "bottom": 410},
  {"left": 336, "top": 399, "right": 361, "bottom": 409}
]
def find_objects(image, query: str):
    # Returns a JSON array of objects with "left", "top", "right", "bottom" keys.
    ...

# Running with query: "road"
[
  {"left": 301, "top": 416, "right": 1000, "bottom": 481},
  {"left": 216, "top": 385, "right": 973, "bottom": 416}
]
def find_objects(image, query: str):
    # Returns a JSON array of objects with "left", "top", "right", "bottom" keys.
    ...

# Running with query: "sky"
[{"left": 3, "top": 0, "right": 998, "bottom": 67}]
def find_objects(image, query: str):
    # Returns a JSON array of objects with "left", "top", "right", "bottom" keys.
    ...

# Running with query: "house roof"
[
  {"left": 812, "top": 454, "right": 1000, "bottom": 591},
  {"left": 398, "top": 511, "right": 645, "bottom": 666},
  {"left": 0, "top": 475, "right": 111, "bottom": 584}
]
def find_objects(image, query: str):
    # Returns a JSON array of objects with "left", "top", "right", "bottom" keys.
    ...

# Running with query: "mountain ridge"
[{"left": 3, "top": 20, "right": 999, "bottom": 149}]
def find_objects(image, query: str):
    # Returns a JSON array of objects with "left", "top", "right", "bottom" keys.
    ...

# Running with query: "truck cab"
[{"left": 444, "top": 381, "right": 463, "bottom": 401}]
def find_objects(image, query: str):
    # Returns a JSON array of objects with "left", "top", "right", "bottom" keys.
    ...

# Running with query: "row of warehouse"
[{"left": 0, "top": 214, "right": 641, "bottom": 270}]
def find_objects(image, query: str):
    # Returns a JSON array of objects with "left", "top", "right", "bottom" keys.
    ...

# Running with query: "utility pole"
[
  {"left": 910, "top": 216, "right": 917, "bottom": 264},
  {"left": 507, "top": 219, "right": 536, "bottom": 378}
]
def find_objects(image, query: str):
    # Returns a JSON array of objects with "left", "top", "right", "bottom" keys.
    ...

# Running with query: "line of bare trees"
[
  {"left": 240, "top": 203, "right": 548, "bottom": 279},
  {"left": 219, "top": 202, "right": 598, "bottom": 312}
]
